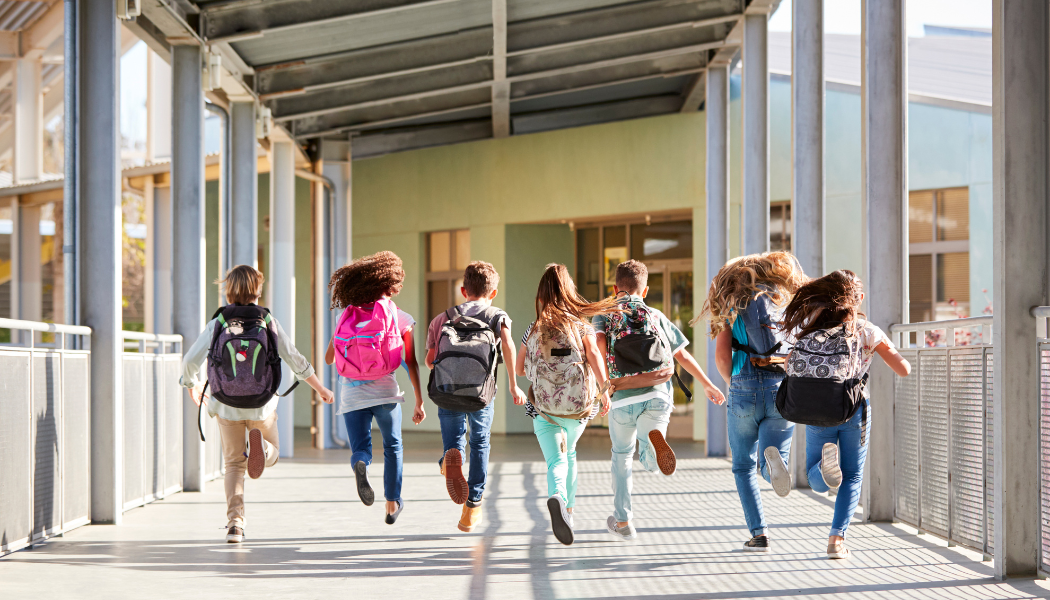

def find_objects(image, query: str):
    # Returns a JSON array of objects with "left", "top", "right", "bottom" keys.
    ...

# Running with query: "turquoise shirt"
[{"left": 731, "top": 315, "right": 749, "bottom": 378}]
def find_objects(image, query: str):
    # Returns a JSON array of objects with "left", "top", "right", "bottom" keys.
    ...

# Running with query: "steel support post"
[
  {"left": 270, "top": 140, "right": 296, "bottom": 457},
  {"left": 705, "top": 65, "right": 729, "bottom": 457},
  {"left": 172, "top": 45, "right": 207, "bottom": 491},
  {"left": 63, "top": 0, "right": 79, "bottom": 329},
  {"left": 13, "top": 58, "right": 43, "bottom": 184},
  {"left": 230, "top": 101, "right": 257, "bottom": 268},
  {"left": 991, "top": 0, "right": 1046, "bottom": 579},
  {"left": 146, "top": 49, "right": 172, "bottom": 162},
  {"left": 860, "top": 0, "right": 906, "bottom": 524},
  {"left": 17, "top": 205, "right": 42, "bottom": 322},
  {"left": 80, "top": 0, "right": 123, "bottom": 524},
  {"left": 742, "top": 13, "right": 770, "bottom": 255},
  {"left": 320, "top": 139, "right": 351, "bottom": 448},
  {"left": 146, "top": 183, "right": 173, "bottom": 334}
]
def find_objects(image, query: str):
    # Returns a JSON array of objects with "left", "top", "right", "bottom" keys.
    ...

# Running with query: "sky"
[{"left": 768, "top": 0, "right": 991, "bottom": 37}]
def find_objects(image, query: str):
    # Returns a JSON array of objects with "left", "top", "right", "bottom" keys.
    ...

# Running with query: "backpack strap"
[{"left": 731, "top": 339, "right": 783, "bottom": 357}]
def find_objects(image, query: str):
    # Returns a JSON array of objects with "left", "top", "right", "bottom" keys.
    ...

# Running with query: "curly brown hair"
[
  {"left": 781, "top": 270, "right": 866, "bottom": 340},
  {"left": 328, "top": 251, "right": 405, "bottom": 309}
]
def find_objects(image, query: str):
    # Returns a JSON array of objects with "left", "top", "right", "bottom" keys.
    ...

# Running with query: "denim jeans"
[
  {"left": 533, "top": 414, "right": 588, "bottom": 508},
  {"left": 806, "top": 399, "right": 870, "bottom": 538},
  {"left": 609, "top": 397, "right": 673, "bottom": 523},
  {"left": 342, "top": 403, "right": 404, "bottom": 502},
  {"left": 727, "top": 372, "right": 794, "bottom": 537},
  {"left": 438, "top": 404, "right": 494, "bottom": 504}
]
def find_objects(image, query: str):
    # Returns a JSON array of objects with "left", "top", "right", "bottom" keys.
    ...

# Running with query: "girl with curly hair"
[
  {"left": 693, "top": 251, "right": 807, "bottom": 552},
  {"left": 325, "top": 251, "right": 425, "bottom": 525}
]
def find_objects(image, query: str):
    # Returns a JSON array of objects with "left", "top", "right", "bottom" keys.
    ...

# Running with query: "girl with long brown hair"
[
  {"left": 513, "top": 263, "right": 617, "bottom": 545},
  {"left": 781, "top": 270, "right": 910, "bottom": 559},
  {"left": 694, "top": 251, "right": 807, "bottom": 553}
]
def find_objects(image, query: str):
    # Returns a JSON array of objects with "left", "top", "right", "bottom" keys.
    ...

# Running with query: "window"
[
  {"left": 575, "top": 218, "right": 692, "bottom": 301},
  {"left": 770, "top": 201, "right": 792, "bottom": 252},
  {"left": 426, "top": 229, "right": 470, "bottom": 322},
  {"left": 908, "top": 188, "right": 970, "bottom": 323}
]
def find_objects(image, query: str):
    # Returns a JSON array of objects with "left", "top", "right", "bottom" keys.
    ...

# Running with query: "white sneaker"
[
  {"left": 820, "top": 443, "right": 843, "bottom": 491},
  {"left": 547, "top": 495, "right": 574, "bottom": 546},
  {"left": 566, "top": 512, "right": 575, "bottom": 530},
  {"left": 764, "top": 446, "right": 791, "bottom": 497},
  {"left": 606, "top": 516, "right": 637, "bottom": 541}
]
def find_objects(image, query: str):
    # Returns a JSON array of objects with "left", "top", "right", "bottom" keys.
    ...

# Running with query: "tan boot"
[
  {"left": 443, "top": 448, "right": 468, "bottom": 505},
  {"left": 458, "top": 503, "right": 482, "bottom": 532}
]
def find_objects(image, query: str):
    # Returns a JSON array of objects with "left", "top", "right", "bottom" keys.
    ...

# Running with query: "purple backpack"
[{"left": 205, "top": 305, "right": 286, "bottom": 408}]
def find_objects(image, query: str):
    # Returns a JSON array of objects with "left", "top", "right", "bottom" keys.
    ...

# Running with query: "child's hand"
[
  {"left": 413, "top": 403, "right": 426, "bottom": 425},
  {"left": 599, "top": 393, "right": 611, "bottom": 417},
  {"left": 189, "top": 385, "right": 205, "bottom": 406},
  {"left": 704, "top": 384, "right": 726, "bottom": 406},
  {"left": 318, "top": 387, "right": 335, "bottom": 404},
  {"left": 511, "top": 385, "right": 527, "bottom": 405}
]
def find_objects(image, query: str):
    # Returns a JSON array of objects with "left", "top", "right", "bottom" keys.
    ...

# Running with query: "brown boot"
[
  {"left": 648, "top": 429, "right": 677, "bottom": 476},
  {"left": 458, "top": 501, "right": 482, "bottom": 532},
  {"left": 443, "top": 448, "right": 468, "bottom": 504}
]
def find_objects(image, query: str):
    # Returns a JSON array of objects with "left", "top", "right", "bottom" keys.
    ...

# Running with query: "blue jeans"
[
  {"left": 609, "top": 397, "right": 673, "bottom": 523},
  {"left": 438, "top": 404, "right": 494, "bottom": 504},
  {"left": 342, "top": 403, "right": 404, "bottom": 502},
  {"left": 727, "top": 372, "right": 794, "bottom": 537},
  {"left": 806, "top": 400, "right": 871, "bottom": 538}
]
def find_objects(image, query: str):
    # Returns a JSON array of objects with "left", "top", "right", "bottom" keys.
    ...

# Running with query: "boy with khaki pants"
[{"left": 181, "top": 265, "right": 334, "bottom": 542}]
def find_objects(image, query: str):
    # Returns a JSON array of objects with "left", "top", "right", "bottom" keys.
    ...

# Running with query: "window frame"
[
  {"left": 908, "top": 187, "right": 970, "bottom": 321},
  {"left": 425, "top": 229, "right": 470, "bottom": 321}
]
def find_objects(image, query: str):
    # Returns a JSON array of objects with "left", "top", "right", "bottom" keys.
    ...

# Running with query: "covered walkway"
[{"left": 3, "top": 434, "right": 1048, "bottom": 600}]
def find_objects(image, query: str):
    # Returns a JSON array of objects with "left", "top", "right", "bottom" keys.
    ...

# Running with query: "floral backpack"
[{"left": 524, "top": 321, "right": 596, "bottom": 419}]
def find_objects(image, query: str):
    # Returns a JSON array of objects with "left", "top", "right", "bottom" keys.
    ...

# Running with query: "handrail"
[
  {"left": 889, "top": 316, "right": 993, "bottom": 333},
  {"left": 121, "top": 331, "right": 183, "bottom": 343},
  {"left": 0, "top": 317, "right": 92, "bottom": 336},
  {"left": 1031, "top": 306, "right": 1050, "bottom": 318}
]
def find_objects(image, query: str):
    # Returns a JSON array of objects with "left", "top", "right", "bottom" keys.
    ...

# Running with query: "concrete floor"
[{"left": 3, "top": 432, "right": 1049, "bottom": 600}]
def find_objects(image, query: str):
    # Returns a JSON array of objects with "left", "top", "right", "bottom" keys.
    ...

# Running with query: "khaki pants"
[{"left": 217, "top": 412, "right": 279, "bottom": 528}]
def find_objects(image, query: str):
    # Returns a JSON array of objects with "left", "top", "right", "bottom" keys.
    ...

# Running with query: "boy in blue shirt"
[{"left": 594, "top": 260, "right": 726, "bottom": 540}]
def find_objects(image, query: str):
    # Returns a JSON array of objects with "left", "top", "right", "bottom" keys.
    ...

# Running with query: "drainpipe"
[{"left": 205, "top": 103, "right": 232, "bottom": 275}]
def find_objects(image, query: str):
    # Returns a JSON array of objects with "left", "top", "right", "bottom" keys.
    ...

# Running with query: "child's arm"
[
  {"left": 515, "top": 343, "right": 527, "bottom": 377},
  {"left": 583, "top": 333, "right": 611, "bottom": 416},
  {"left": 596, "top": 332, "right": 609, "bottom": 362},
  {"left": 325, "top": 338, "right": 335, "bottom": 365},
  {"left": 875, "top": 341, "right": 911, "bottom": 377},
  {"left": 715, "top": 330, "right": 734, "bottom": 384},
  {"left": 180, "top": 322, "right": 215, "bottom": 406},
  {"left": 499, "top": 324, "right": 527, "bottom": 405},
  {"left": 402, "top": 327, "right": 426, "bottom": 424},
  {"left": 674, "top": 347, "right": 726, "bottom": 406},
  {"left": 425, "top": 347, "right": 437, "bottom": 369}
]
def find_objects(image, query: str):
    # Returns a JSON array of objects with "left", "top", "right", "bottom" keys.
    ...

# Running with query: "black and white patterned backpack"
[{"left": 775, "top": 324, "right": 867, "bottom": 428}]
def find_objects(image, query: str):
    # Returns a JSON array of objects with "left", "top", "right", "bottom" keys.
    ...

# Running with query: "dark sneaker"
[
  {"left": 246, "top": 428, "right": 265, "bottom": 480},
  {"left": 606, "top": 516, "right": 637, "bottom": 541},
  {"left": 354, "top": 460, "right": 374, "bottom": 506},
  {"left": 443, "top": 448, "right": 468, "bottom": 505},
  {"left": 547, "top": 495, "right": 574, "bottom": 546},
  {"left": 648, "top": 430, "right": 677, "bottom": 475},
  {"left": 764, "top": 446, "right": 791, "bottom": 497},
  {"left": 385, "top": 500, "right": 403, "bottom": 525},
  {"left": 226, "top": 526, "right": 244, "bottom": 543},
  {"left": 743, "top": 535, "right": 770, "bottom": 552},
  {"left": 821, "top": 443, "right": 843, "bottom": 491}
]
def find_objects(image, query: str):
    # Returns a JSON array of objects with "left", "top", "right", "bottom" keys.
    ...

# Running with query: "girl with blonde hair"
[{"left": 693, "top": 251, "right": 807, "bottom": 552}]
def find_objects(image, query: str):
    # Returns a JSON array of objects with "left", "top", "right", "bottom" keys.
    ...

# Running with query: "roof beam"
[
  {"left": 491, "top": 0, "right": 509, "bottom": 138},
  {"left": 20, "top": 0, "right": 63, "bottom": 60},
  {"left": 275, "top": 40, "right": 729, "bottom": 123},
  {"left": 680, "top": 71, "right": 705, "bottom": 112}
]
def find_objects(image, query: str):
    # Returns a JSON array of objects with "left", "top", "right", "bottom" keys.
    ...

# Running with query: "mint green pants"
[{"left": 533, "top": 414, "right": 588, "bottom": 508}]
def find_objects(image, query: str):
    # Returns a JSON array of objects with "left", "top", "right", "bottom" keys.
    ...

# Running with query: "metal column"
[
  {"left": 230, "top": 101, "right": 258, "bottom": 268},
  {"left": 991, "top": 0, "right": 1046, "bottom": 579},
  {"left": 63, "top": 0, "right": 79, "bottom": 329},
  {"left": 146, "top": 184, "right": 173, "bottom": 334},
  {"left": 80, "top": 0, "right": 123, "bottom": 524},
  {"left": 320, "top": 139, "right": 351, "bottom": 448},
  {"left": 13, "top": 58, "right": 43, "bottom": 184},
  {"left": 742, "top": 12, "right": 770, "bottom": 255},
  {"left": 860, "top": 0, "right": 907, "bottom": 524},
  {"left": 171, "top": 45, "right": 207, "bottom": 491},
  {"left": 705, "top": 65, "right": 729, "bottom": 457},
  {"left": 270, "top": 140, "right": 296, "bottom": 457},
  {"left": 146, "top": 49, "right": 172, "bottom": 162},
  {"left": 16, "top": 205, "right": 42, "bottom": 322}
]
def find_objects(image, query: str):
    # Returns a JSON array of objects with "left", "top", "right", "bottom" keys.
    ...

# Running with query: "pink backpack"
[{"left": 333, "top": 298, "right": 404, "bottom": 380}]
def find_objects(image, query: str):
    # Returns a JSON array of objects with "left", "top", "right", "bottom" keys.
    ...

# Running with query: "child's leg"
[
  {"left": 465, "top": 403, "right": 494, "bottom": 504},
  {"left": 248, "top": 412, "right": 280, "bottom": 468},
  {"left": 756, "top": 387, "right": 794, "bottom": 484},
  {"left": 437, "top": 407, "right": 468, "bottom": 461},
  {"left": 608, "top": 404, "right": 640, "bottom": 523},
  {"left": 343, "top": 408, "right": 376, "bottom": 467},
  {"left": 635, "top": 399, "right": 672, "bottom": 472},
  {"left": 533, "top": 416, "right": 569, "bottom": 502},
  {"left": 726, "top": 386, "right": 764, "bottom": 537},
  {"left": 563, "top": 418, "right": 587, "bottom": 509},
  {"left": 831, "top": 402, "right": 870, "bottom": 538},
  {"left": 372, "top": 403, "right": 404, "bottom": 502},
  {"left": 806, "top": 425, "right": 837, "bottom": 493},
  {"left": 216, "top": 417, "right": 249, "bottom": 528}
]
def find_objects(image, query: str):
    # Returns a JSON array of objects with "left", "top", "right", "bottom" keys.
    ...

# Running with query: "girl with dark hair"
[
  {"left": 325, "top": 251, "right": 425, "bottom": 525},
  {"left": 514, "top": 263, "right": 617, "bottom": 545},
  {"left": 781, "top": 270, "right": 911, "bottom": 559}
]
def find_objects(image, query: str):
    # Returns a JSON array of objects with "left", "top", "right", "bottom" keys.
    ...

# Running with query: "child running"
[
  {"left": 514, "top": 263, "right": 617, "bottom": 545},
  {"left": 780, "top": 270, "right": 911, "bottom": 559},
  {"left": 699, "top": 252, "right": 806, "bottom": 552},
  {"left": 181, "top": 265, "right": 335, "bottom": 543},
  {"left": 595, "top": 260, "right": 726, "bottom": 540},
  {"left": 426, "top": 261, "right": 526, "bottom": 532},
  {"left": 325, "top": 251, "right": 425, "bottom": 525}
]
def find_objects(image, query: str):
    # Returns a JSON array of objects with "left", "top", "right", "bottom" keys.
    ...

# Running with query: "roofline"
[{"left": 770, "top": 72, "right": 991, "bottom": 115}]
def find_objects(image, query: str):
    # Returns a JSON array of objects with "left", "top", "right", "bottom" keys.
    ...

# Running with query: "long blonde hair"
[
  {"left": 692, "top": 251, "right": 808, "bottom": 338},
  {"left": 534, "top": 264, "right": 620, "bottom": 340}
]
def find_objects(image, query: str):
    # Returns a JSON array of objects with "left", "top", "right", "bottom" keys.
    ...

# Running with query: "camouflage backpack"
[{"left": 524, "top": 322, "right": 595, "bottom": 418}]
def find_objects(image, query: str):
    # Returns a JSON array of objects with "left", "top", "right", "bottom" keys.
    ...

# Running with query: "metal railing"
[
  {"left": 1032, "top": 307, "right": 1050, "bottom": 574},
  {"left": 120, "top": 331, "right": 186, "bottom": 512},
  {"left": 0, "top": 318, "right": 92, "bottom": 557},
  {"left": 890, "top": 316, "right": 994, "bottom": 558}
]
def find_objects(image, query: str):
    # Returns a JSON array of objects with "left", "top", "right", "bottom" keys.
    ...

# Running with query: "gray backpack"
[{"left": 427, "top": 305, "right": 504, "bottom": 412}]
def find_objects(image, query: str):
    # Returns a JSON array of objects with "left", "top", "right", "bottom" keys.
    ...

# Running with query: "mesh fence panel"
[
  {"left": 948, "top": 348, "right": 988, "bottom": 552},
  {"left": 62, "top": 354, "right": 90, "bottom": 528},
  {"left": 0, "top": 353, "right": 32, "bottom": 553},
  {"left": 164, "top": 357, "right": 182, "bottom": 495},
  {"left": 123, "top": 357, "right": 144, "bottom": 509},
  {"left": 32, "top": 354, "right": 61, "bottom": 538},
  {"left": 895, "top": 349, "right": 920, "bottom": 526},
  {"left": 919, "top": 352, "right": 950, "bottom": 537}
]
